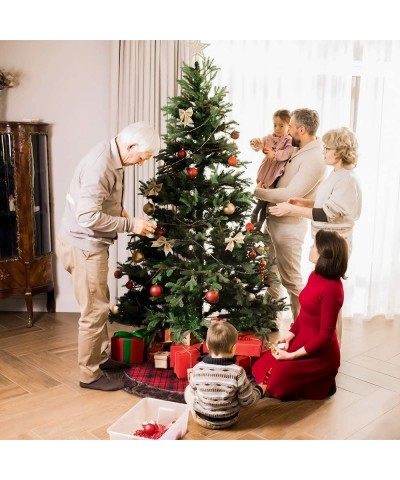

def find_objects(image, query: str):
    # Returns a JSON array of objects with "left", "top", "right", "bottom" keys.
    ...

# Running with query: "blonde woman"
[{"left": 269, "top": 127, "right": 361, "bottom": 341}]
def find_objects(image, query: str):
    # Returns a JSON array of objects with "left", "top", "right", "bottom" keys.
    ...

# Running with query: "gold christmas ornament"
[
  {"left": 143, "top": 202, "right": 155, "bottom": 215},
  {"left": 255, "top": 245, "right": 266, "bottom": 255},
  {"left": 132, "top": 249, "right": 145, "bottom": 263},
  {"left": 223, "top": 202, "right": 235, "bottom": 215},
  {"left": 230, "top": 130, "right": 240, "bottom": 140},
  {"left": 110, "top": 304, "right": 120, "bottom": 315}
]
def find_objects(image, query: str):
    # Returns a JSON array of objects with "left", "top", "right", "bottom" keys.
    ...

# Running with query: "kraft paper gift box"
[
  {"left": 111, "top": 330, "right": 148, "bottom": 365},
  {"left": 170, "top": 343, "right": 202, "bottom": 368},
  {"left": 154, "top": 351, "right": 170, "bottom": 369},
  {"left": 173, "top": 346, "right": 201, "bottom": 379}
]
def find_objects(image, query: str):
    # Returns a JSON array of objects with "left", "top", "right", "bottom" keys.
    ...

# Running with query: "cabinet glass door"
[
  {"left": 0, "top": 133, "right": 18, "bottom": 259},
  {"left": 31, "top": 134, "right": 51, "bottom": 256}
]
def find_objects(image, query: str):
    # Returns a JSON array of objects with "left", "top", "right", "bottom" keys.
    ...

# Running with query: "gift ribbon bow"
[
  {"left": 178, "top": 107, "right": 194, "bottom": 127},
  {"left": 224, "top": 231, "right": 245, "bottom": 252},
  {"left": 151, "top": 236, "right": 175, "bottom": 256},
  {"left": 144, "top": 180, "right": 163, "bottom": 197},
  {"left": 114, "top": 329, "right": 148, "bottom": 339}
]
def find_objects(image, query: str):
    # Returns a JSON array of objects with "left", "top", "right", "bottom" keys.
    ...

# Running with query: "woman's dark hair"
[{"left": 314, "top": 230, "right": 348, "bottom": 280}]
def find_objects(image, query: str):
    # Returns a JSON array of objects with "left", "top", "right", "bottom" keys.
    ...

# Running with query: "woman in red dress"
[{"left": 252, "top": 229, "right": 348, "bottom": 400}]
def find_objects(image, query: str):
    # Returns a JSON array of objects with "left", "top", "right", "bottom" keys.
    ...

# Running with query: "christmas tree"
[{"left": 109, "top": 57, "right": 287, "bottom": 343}]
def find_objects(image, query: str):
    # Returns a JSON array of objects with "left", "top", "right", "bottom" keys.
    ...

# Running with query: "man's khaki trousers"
[{"left": 59, "top": 240, "right": 110, "bottom": 383}]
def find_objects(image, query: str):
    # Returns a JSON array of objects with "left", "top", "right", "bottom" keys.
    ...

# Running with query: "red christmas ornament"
[
  {"left": 177, "top": 149, "right": 187, "bottom": 159},
  {"left": 227, "top": 156, "right": 238, "bottom": 166},
  {"left": 114, "top": 269, "right": 123, "bottom": 279},
  {"left": 245, "top": 223, "right": 254, "bottom": 232},
  {"left": 125, "top": 280, "right": 134, "bottom": 289},
  {"left": 143, "top": 423, "right": 156, "bottom": 435},
  {"left": 150, "top": 284, "right": 163, "bottom": 297},
  {"left": 249, "top": 249, "right": 257, "bottom": 259},
  {"left": 187, "top": 165, "right": 198, "bottom": 179},
  {"left": 205, "top": 290, "right": 219, "bottom": 303},
  {"left": 155, "top": 227, "right": 166, "bottom": 237},
  {"left": 259, "top": 258, "right": 266, "bottom": 279}
]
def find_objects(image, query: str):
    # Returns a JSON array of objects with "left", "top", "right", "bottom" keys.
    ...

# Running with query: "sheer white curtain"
[
  {"left": 206, "top": 40, "right": 400, "bottom": 320},
  {"left": 108, "top": 40, "right": 190, "bottom": 301}
]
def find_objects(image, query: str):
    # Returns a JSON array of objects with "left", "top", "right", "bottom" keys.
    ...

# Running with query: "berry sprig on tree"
[{"left": 109, "top": 57, "right": 287, "bottom": 343}]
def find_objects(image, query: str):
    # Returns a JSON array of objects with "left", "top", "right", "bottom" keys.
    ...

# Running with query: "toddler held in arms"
[
  {"left": 250, "top": 109, "right": 293, "bottom": 229},
  {"left": 185, "top": 321, "right": 266, "bottom": 429}
]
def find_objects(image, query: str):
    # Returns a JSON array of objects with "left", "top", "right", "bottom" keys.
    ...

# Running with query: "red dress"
[{"left": 252, "top": 271, "right": 343, "bottom": 400}]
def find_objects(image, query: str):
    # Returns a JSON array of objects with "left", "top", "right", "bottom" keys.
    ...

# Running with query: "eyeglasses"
[{"left": 323, "top": 146, "right": 335, "bottom": 153}]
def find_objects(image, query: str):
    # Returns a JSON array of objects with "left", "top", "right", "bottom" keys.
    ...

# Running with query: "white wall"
[{"left": 0, "top": 40, "right": 113, "bottom": 312}]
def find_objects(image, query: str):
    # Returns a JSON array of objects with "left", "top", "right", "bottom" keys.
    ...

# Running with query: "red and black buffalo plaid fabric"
[{"left": 126, "top": 362, "right": 188, "bottom": 392}]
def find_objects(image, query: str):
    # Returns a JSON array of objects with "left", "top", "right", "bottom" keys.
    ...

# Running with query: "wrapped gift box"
[
  {"left": 235, "top": 333, "right": 264, "bottom": 357},
  {"left": 147, "top": 342, "right": 166, "bottom": 363},
  {"left": 154, "top": 328, "right": 171, "bottom": 343},
  {"left": 170, "top": 343, "right": 202, "bottom": 368},
  {"left": 202, "top": 333, "right": 264, "bottom": 357},
  {"left": 111, "top": 330, "right": 147, "bottom": 365},
  {"left": 154, "top": 351, "right": 170, "bottom": 369},
  {"left": 235, "top": 355, "right": 253, "bottom": 375},
  {"left": 174, "top": 346, "right": 201, "bottom": 379}
]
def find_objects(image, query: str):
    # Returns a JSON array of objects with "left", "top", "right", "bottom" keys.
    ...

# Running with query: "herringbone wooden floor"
[{"left": 0, "top": 309, "right": 400, "bottom": 440}]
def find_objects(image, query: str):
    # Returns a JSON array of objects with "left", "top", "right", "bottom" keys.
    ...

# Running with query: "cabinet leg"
[
  {"left": 47, "top": 288, "right": 55, "bottom": 313},
  {"left": 25, "top": 291, "right": 33, "bottom": 327}
]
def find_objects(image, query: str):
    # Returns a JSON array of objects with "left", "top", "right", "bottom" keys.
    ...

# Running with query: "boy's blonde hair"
[{"left": 206, "top": 321, "right": 238, "bottom": 356}]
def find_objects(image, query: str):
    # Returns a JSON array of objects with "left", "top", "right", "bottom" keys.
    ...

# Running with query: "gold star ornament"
[{"left": 187, "top": 40, "right": 210, "bottom": 59}]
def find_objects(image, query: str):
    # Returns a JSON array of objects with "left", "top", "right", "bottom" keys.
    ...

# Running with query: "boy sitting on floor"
[{"left": 184, "top": 320, "right": 266, "bottom": 429}]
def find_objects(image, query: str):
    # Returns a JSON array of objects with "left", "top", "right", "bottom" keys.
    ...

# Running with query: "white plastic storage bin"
[{"left": 107, "top": 397, "right": 189, "bottom": 440}]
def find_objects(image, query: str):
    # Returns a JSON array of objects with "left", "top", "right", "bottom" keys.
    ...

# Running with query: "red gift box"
[
  {"left": 170, "top": 342, "right": 201, "bottom": 368},
  {"left": 111, "top": 331, "right": 146, "bottom": 365},
  {"left": 202, "top": 333, "right": 263, "bottom": 357},
  {"left": 173, "top": 345, "right": 201, "bottom": 379},
  {"left": 235, "top": 333, "right": 264, "bottom": 357},
  {"left": 235, "top": 355, "right": 253, "bottom": 375}
]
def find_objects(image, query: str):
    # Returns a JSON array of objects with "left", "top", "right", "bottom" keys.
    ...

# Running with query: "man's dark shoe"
[
  {"left": 80, "top": 375, "right": 124, "bottom": 391},
  {"left": 100, "top": 358, "right": 131, "bottom": 370}
]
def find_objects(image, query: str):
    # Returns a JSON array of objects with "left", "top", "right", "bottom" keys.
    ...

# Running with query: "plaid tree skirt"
[{"left": 122, "top": 363, "right": 188, "bottom": 404}]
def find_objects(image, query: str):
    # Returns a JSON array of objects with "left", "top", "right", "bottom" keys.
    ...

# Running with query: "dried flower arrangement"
[{"left": 0, "top": 69, "right": 17, "bottom": 90}]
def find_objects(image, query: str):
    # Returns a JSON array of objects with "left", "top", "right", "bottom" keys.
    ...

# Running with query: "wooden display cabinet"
[{"left": 0, "top": 121, "right": 55, "bottom": 326}]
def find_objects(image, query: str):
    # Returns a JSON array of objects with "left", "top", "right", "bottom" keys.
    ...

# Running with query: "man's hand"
[{"left": 131, "top": 217, "right": 156, "bottom": 236}]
